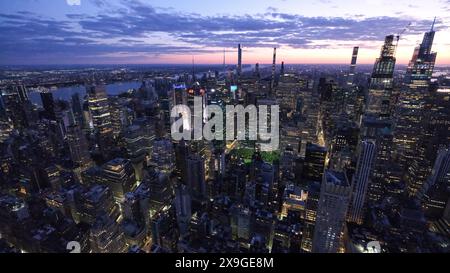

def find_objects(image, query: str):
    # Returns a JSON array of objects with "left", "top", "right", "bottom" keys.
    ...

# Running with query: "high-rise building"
[
  {"left": 71, "top": 92, "right": 84, "bottom": 126},
  {"left": 230, "top": 205, "right": 252, "bottom": 241},
  {"left": 42, "top": 165, "right": 61, "bottom": 191},
  {"left": 174, "top": 184, "right": 192, "bottom": 235},
  {"left": 147, "top": 170, "right": 172, "bottom": 217},
  {"left": 151, "top": 138, "right": 175, "bottom": 173},
  {"left": 348, "top": 140, "right": 376, "bottom": 224},
  {"left": 90, "top": 214, "right": 127, "bottom": 253},
  {"left": 124, "top": 118, "right": 154, "bottom": 182},
  {"left": 40, "top": 91, "right": 56, "bottom": 120},
  {"left": 109, "top": 97, "right": 133, "bottom": 138},
  {"left": 420, "top": 148, "right": 450, "bottom": 220},
  {"left": 237, "top": 44, "right": 242, "bottom": 77},
  {"left": 302, "top": 143, "right": 327, "bottom": 183},
  {"left": 186, "top": 154, "right": 206, "bottom": 199},
  {"left": 255, "top": 63, "right": 260, "bottom": 80},
  {"left": 66, "top": 111, "right": 91, "bottom": 171},
  {"left": 87, "top": 85, "right": 114, "bottom": 155},
  {"left": 101, "top": 158, "right": 136, "bottom": 203},
  {"left": 301, "top": 181, "right": 320, "bottom": 252},
  {"left": 175, "top": 140, "right": 189, "bottom": 183},
  {"left": 394, "top": 23, "right": 437, "bottom": 170},
  {"left": 77, "top": 184, "right": 120, "bottom": 225},
  {"left": 347, "top": 46, "right": 359, "bottom": 86},
  {"left": 365, "top": 35, "right": 397, "bottom": 119},
  {"left": 312, "top": 170, "right": 351, "bottom": 253},
  {"left": 1, "top": 85, "right": 33, "bottom": 129},
  {"left": 404, "top": 20, "right": 437, "bottom": 87},
  {"left": 14, "top": 85, "right": 29, "bottom": 102},
  {"left": 270, "top": 47, "right": 277, "bottom": 96}
]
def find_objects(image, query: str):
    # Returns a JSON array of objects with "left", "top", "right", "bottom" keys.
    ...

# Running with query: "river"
[{"left": 28, "top": 81, "right": 142, "bottom": 106}]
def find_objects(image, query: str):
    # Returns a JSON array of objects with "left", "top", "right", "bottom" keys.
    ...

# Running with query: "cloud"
[
  {"left": 89, "top": 0, "right": 106, "bottom": 7},
  {"left": 0, "top": 0, "right": 441, "bottom": 64},
  {"left": 66, "top": 0, "right": 81, "bottom": 6}
]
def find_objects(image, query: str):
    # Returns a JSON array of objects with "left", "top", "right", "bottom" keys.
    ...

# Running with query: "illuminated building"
[
  {"left": 404, "top": 20, "right": 437, "bottom": 86},
  {"left": 280, "top": 184, "right": 307, "bottom": 219},
  {"left": 230, "top": 205, "right": 252, "bottom": 241},
  {"left": 71, "top": 93, "right": 84, "bottom": 127},
  {"left": 124, "top": 118, "right": 155, "bottom": 182},
  {"left": 419, "top": 148, "right": 450, "bottom": 221},
  {"left": 42, "top": 165, "right": 61, "bottom": 191},
  {"left": 348, "top": 140, "right": 376, "bottom": 224},
  {"left": 101, "top": 158, "right": 136, "bottom": 203},
  {"left": 146, "top": 169, "right": 172, "bottom": 217},
  {"left": 270, "top": 47, "right": 277, "bottom": 96},
  {"left": 365, "top": 35, "right": 397, "bottom": 119},
  {"left": 90, "top": 214, "right": 127, "bottom": 253},
  {"left": 312, "top": 170, "right": 351, "bottom": 253},
  {"left": 77, "top": 184, "right": 120, "bottom": 225},
  {"left": 109, "top": 96, "right": 133, "bottom": 137},
  {"left": 301, "top": 181, "right": 320, "bottom": 252},
  {"left": 302, "top": 143, "right": 327, "bottom": 183},
  {"left": 394, "top": 23, "right": 437, "bottom": 171},
  {"left": 66, "top": 111, "right": 91, "bottom": 174},
  {"left": 347, "top": 46, "right": 359, "bottom": 87},
  {"left": 151, "top": 138, "right": 175, "bottom": 173},
  {"left": 86, "top": 84, "right": 114, "bottom": 155}
]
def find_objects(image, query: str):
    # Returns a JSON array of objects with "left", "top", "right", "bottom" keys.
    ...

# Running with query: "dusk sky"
[{"left": 1, "top": 0, "right": 450, "bottom": 65}]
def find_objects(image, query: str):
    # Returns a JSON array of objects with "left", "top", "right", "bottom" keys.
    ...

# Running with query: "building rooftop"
[{"left": 325, "top": 170, "right": 349, "bottom": 187}]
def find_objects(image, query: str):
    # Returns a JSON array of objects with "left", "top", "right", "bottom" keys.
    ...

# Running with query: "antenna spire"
[
  {"left": 223, "top": 48, "right": 226, "bottom": 71},
  {"left": 192, "top": 55, "right": 195, "bottom": 81},
  {"left": 431, "top": 17, "right": 436, "bottom": 31}
]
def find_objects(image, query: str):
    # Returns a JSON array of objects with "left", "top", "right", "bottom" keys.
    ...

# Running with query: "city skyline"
[
  {"left": 1, "top": 0, "right": 450, "bottom": 65},
  {"left": 0, "top": 0, "right": 449, "bottom": 257}
]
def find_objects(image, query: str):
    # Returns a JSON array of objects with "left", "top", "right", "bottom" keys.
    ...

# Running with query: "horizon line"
[{"left": 2, "top": 63, "right": 450, "bottom": 67}]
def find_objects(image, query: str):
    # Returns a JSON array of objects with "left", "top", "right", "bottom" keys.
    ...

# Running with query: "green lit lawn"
[{"left": 233, "top": 148, "right": 280, "bottom": 164}]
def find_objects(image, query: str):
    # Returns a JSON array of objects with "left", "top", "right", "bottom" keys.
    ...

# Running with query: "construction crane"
[
  {"left": 393, "top": 22, "right": 411, "bottom": 55},
  {"left": 395, "top": 22, "right": 411, "bottom": 46}
]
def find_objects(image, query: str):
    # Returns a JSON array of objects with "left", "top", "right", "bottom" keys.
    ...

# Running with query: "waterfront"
[{"left": 28, "top": 81, "right": 141, "bottom": 105}]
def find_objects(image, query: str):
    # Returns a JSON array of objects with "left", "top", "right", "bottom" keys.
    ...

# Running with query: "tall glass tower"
[{"left": 365, "top": 35, "right": 397, "bottom": 119}]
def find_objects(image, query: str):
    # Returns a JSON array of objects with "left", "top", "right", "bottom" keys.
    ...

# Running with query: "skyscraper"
[
  {"left": 270, "top": 47, "right": 277, "bottom": 96},
  {"left": 186, "top": 154, "right": 206, "bottom": 199},
  {"left": 1, "top": 85, "right": 32, "bottom": 129},
  {"left": 365, "top": 35, "right": 397, "bottom": 119},
  {"left": 302, "top": 143, "right": 327, "bottom": 183},
  {"left": 394, "top": 22, "right": 437, "bottom": 169},
  {"left": 347, "top": 46, "right": 359, "bottom": 86},
  {"left": 66, "top": 111, "right": 91, "bottom": 171},
  {"left": 15, "top": 85, "right": 29, "bottom": 102},
  {"left": 348, "top": 140, "right": 376, "bottom": 224},
  {"left": 40, "top": 91, "right": 57, "bottom": 120},
  {"left": 87, "top": 85, "right": 114, "bottom": 155},
  {"left": 237, "top": 44, "right": 242, "bottom": 78},
  {"left": 174, "top": 184, "right": 192, "bottom": 235},
  {"left": 404, "top": 19, "right": 437, "bottom": 87},
  {"left": 312, "top": 170, "right": 351, "bottom": 253},
  {"left": 71, "top": 93, "right": 84, "bottom": 126},
  {"left": 419, "top": 148, "right": 450, "bottom": 220},
  {"left": 255, "top": 63, "right": 260, "bottom": 80},
  {"left": 101, "top": 158, "right": 136, "bottom": 203},
  {"left": 124, "top": 118, "right": 154, "bottom": 182}
]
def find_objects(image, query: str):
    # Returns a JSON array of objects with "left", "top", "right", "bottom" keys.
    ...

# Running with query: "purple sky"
[{"left": 0, "top": 0, "right": 449, "bottom": 65}]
